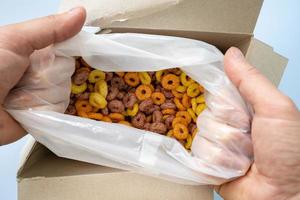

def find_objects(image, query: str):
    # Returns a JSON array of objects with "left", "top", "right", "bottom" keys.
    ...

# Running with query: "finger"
[
  {"left": 0, "top": 107, "right": 26, "bottom": 145},
  {"left": 224, "top": 47, "right": 294, "bottom": 116},
  {"left": 1, "top": 7, "right": 86, "bottom": 55}
]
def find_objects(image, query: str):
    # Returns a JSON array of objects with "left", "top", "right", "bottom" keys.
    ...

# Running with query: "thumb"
[
  {"left": 224, "top": 47, "right": 293, "bottom": 116},
  {"left": 0, "top": 7, "right": 86, "bottom": 55}
]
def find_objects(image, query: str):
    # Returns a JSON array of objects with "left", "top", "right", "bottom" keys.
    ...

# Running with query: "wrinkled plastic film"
[
  {"left": 5, "top": 31, "right": 253, "bottom": 185},
  {"left": 59, "top": 0, "right": 183, "bottom": 27}
]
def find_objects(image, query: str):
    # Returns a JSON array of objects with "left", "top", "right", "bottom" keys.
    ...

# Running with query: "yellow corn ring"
[
  {"left": 88, "top": 70, "right": 106, "bottom": 83},
  {"left": 196, "top": 104, "right": 206, "bottom": 115},
  {"left": 167, "top": 130, "right": 174, "bottom": 137},
  {"left": 89, "top": 92, "right": 107, "bottom": 109},
  {"left": 182, "top": 93, "right": 191, "bottom": 108},
  {"left": 155, "top": 70, "right": 164, "bottom": 82},
  {"left": 187, "top": 108, "right": 197, "bottom": 123},
  {"left": 187, "top": 83, "right": 201, "bottom": 97},
  {"left": 174, "top": 98, "right": 186, "bottom": 111},
  {"left": 192, "top": 128, "right": 198, "bottom": 139},
  {"left": 71, "top": 82, "right": 87, "bottom": 94},
  {"left": 180, "top": 72, "right": 194, "bottom": 87},
  {"left": 176, "top": 85, "right": 187, "bottom": 93},
  {"left": 196, "top": 94, "right": 205, "bottom": 104},
  {"left": 95, "top": 80, "right": 108, "bottom": 98},
  {"left": 138, "top": 72, "right": 152, "bottom": 85},
  {"left": 184, "top": 134, "right": 192, "bottom": 149},
  {"left": 126, "top": 103, "right": 139, "bottom": 117},
  {"left": 191, "top": 98, "right": 197, "bottom": 112}
]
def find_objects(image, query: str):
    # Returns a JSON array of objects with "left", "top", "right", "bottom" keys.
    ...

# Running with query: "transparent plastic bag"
[{"left": 5, "top": 30, "right": 253, "bottom": 185}]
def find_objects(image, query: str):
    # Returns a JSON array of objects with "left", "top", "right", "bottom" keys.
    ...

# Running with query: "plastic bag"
[{"left": 5, "top": 30, "right": 253, "bottom": 185}]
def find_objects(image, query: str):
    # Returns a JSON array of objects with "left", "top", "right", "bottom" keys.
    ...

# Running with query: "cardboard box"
[{"left": 18, "top": 0, "right": 287, "bottom": 199}]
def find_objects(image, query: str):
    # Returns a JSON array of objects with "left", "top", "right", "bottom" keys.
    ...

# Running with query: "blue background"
[{"left": 0, "top": 1, "right": 299, "bottom": 200}]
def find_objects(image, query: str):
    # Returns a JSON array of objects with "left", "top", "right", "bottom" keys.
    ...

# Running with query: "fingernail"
[
  {"left": 228, "top": 47, "right": 245, "bottom": 62},
  {"left": 68, "top": 7, "right": 83, "bottom": 15}
]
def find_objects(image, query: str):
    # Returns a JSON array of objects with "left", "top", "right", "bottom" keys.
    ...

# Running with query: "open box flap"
[
  {"left": 246, "top": 38, "right": 288, "bottom": 86},
  {"left": 59, "top": 0, "right": 263, "bottom": 34}
]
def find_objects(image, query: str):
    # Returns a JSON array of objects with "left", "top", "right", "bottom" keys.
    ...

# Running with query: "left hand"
[{"left": 0, "top": 7, "right": 86, "bottom": 145}]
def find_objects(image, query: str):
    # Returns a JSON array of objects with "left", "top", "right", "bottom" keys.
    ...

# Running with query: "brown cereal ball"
[
  {"left": 131, "top": 112, "right": 146, "bottom": 129},
  {"left": 108, "top": 100, "right": 125, "bottom": 113},
  {"left": 150, "top": 122, "right": 167, "bottom": 134}
]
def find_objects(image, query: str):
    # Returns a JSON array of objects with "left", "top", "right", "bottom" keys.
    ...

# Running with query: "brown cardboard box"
[{"left": 18, "top": 0, "right": 287, "bottom": 199}]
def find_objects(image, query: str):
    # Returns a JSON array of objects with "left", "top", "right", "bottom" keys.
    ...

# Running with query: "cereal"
[
  {"left": 87, "top": 113, "right": 103, "bottom": 120},
  {"left": 95, "top": 80, "right": 108, "bottom": 98},
  {"left": 196, "top": 94, "right": 205, "bottom": 104},
  {"left": 71, "top": 82, "right": 87, "bottom": 94},
  {"left": 152, "top": 110, "right": 163, "bottom": 123},
  {"left": 187, "top": 108, "right": 197, "bottom": 123},
  {"left": 131, "top": 112, "right": 146, "bottom": 129},
  {"left": 184, "top": 134, "right": 192, "bottom": 149},
  {"left": 65, "top": 105, "right": 76, "bottom": 115},
  {"left": 143, "top": 122, "right": 151, "bottom": 130},
  {"left": 155, "top": 70, "right": 164, "bottom": 82},
  {"left": 116, "top": 91, "right": 126, "bottom": 100},
  {"left": 75, "top": 100, "right": 93, "bottom": 113},
  {"left": 139, "top": 99, "right": 154, "bottom": 113},
  {"left": 115, "top": 72, "right": 125, "bottom": 77},
  {"left": 176, "top": 85, "right": 187, "bottom": 93},
  {"left": 196, "top": 103, "right": 206, "bottom": 115},
  {"left": 151, "top": 92, "right": 166, "bottom": 105},
  {"left": 138, "top": 72, "right": 151, "bottom": 85},
  {"left": 171, "top": 89, "right": 184, "bottom": 98},
  {"left": 106, "top": 86, "right": 119, "bottom": 101},
  {"left": 176, "top": 111, "right": 192, "bottom": 124},
  {"left": 174, "top": 98, "right": 186, "bottom": 111},
  {"left": 111, "top": 76, "right": 125, "bottom": 90},
  {"left": 161, "top": 74, "right": 180, "bottom": 90},
  {"left": 108, "top": 100, "right": 125, "bottom": 113},
  {"left": 72, "top": 68, "right": 90, "bottom": 85},
  {"left": 182, "top": 93, "right": 191, "bottom": 108},
  {"left": 160, "top": 102, "right": 176, "bottom": 110},
  {"left": 102, "top": 116, "right": 112, "bottom": 122},
  {"left": 150, "top": 122, "right": 167, "bottom": 134},
  {"left": 75, "top": 92, "right": 90, "bottom": 100},
  {"left": 124, "top": 72, "right": 140, "bottom": 87},
  {"left": 164, "top": 115, "right": 175, "bottom": 129},
  {"left": 180, "top": 72, "right": 194, "bottom": 87},
  {"left": 135, "top": 85, "right": 152, "bottom": 101},
  {"left": 109, "top": 113, "right": 125, "bottom": 122},
  {"left": 88, "top": 70, "right": 105, "bottom": 83},
  {"left": 172, "top": 117, "right": 188, "bottom": 128},
  {"left": 119, "top": 121, "right": 131, "bottom": 126},
  {"left": 123, "top": 92, "right": 137, "bottom": 108},
  {"left": 187, "top": 83, "right": 201, "bottom": 97},
  {"left": 68, "top": 59, "right": 207, "bottom": 150},
  {"left": 126, "top": 103, "right": 139, "bottom": 117},
  {"left": 162, "top": 108, "right": 176, "bottom": 115},
  {"left": 173, "top": 123, "right": 188, "bottom": 140},
  {"left": 89, "top": 93, "right": 107, "bottom": 109},
  {"left": 105, "top": 72, "right": 114, "bottom": 82},
  {"left": 101, "top": 107, "right": 109, "bottom": 115}
]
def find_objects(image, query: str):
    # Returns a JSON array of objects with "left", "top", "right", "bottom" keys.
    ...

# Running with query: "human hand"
[
  {"left": 217, "top": 47, "right": 300, "bottom": 200},
  {"left": 0, "top": 7, "right": 86, "bottom": 145}
]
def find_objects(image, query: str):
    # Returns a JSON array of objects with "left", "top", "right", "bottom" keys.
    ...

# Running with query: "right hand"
[{"left": 217, "top": 47, "right": 300, "bottom": 200}]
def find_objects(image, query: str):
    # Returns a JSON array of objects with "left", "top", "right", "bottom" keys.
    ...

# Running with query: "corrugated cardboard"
[{"left": 18, "top": 0, "right": 288, "bottom": 199}]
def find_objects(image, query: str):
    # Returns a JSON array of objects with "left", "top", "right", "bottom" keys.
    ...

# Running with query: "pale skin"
[{"left": 0, "top": 8, "right": 299, "bottom": 200}]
